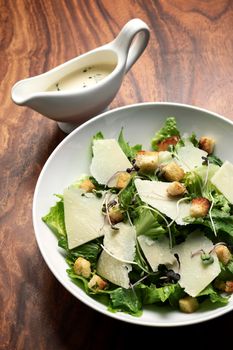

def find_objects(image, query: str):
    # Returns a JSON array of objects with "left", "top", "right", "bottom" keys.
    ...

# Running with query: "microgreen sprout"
[
  {"left": 209, "top": 192, "right": 217, "bottom": 236},
  {"left": 167, "top": 196, "right": 191, "bottom": 228},
  {"left": 191, "top": 248, "right": 214, "bottom": 265},
  {"left": 100, "top": 244, "right": 150, "bottom": 274},
  {"left": 201, "top": 252, "right": 214, "bottom": 265}
]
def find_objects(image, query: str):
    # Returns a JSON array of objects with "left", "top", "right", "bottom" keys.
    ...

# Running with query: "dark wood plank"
[{"left": 1, "top": 0, "right": 233, "bottom": 349}]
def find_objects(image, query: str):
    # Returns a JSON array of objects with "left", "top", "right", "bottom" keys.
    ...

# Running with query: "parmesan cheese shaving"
[
  {"left": 138, "top": 235, "right": 176, "bottom": 271},
  {"left": 135, "top": 179, "right": 191, "bottom": 225},
  {"left": 174, "top": 232, "right": 220, "bottom": 297},
  {"left": 90, "top": 139, "right": 132, "bottom": 185},
  {"left": 176, "top": 144, "right": 207, "bottom": 172},
  {"left": 63, "top": 187, "right": 109, "bottom": 249},
  {"left": 97, "top": 223, "right": 136, "bottom": 288},
  {"left": 211, "top": 161, "right": 233, "bottom": 204}
]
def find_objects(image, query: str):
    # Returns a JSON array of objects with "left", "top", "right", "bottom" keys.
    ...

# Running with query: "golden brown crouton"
[
  {"left": 225, "top": 281, "right": 233, "bottom": 293},
  {"left": 79, "top": 179, "right": 95, "bottom": 192},
  {"left": 157, "top": 136, "right": 180, "bottom": 151},
  {"left": 88, "top": 274, "right": 107, "bottom": 290},
  {"left": 214, "top": 279, "right": 233, "bottom": 293},
  {"left": 167, "top": 181, "right": 186, "bottom": 197},
  {"left": 74, "top": 257, "right": 91, "bottom": 278},
  {"left": 116, "top": 172, "right": 131, "bottom": 190},
  {"left": 162, "top": 161, "right": 185, "bottom": 182},
  {"left": 108, "top": 205, "right": 124, "bottom": 225},
  {"left": 135, "top": 150, "right": 159, "bottom": 173},
  {"left": 199, "top": 136, "right": 215, "bottom": 155},
  {"left": 214, "top": 245, "right": 232, "bottom": 265},
  {"left": 179, "top": 296, "right": 199, "bottom": 313},
  {"left": 190, "top": 197, "right": 210, "bottom": 218}
]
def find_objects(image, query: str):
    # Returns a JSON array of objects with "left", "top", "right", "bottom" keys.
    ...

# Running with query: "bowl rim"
[{"left": 32, "top": 101, "right": 233, "bottom": 327}]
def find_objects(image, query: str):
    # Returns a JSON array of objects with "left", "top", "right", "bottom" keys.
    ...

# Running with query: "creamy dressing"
[{"left": 47, "top": 63, "right": 116, "bottom": 92}]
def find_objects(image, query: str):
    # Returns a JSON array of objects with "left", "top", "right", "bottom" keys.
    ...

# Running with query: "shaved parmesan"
[
  {"left": 97, "top": 223, "right": 136, "bottom": 289},
  {"left": 90, "top": 139, "right": 132, "bottom": 185},
  {"left": 63, "top": 187, "right": 108, "bottom": 249},
  {"left": 97, "top": 251, "right": 132, "bottom": 289},
  {"left": 104, "top": 222, "right": 136, "bottom": 261},
  {"left": 135, "top": 179, "right": 191, "bottom": 225},
  {"left": 174, "top": 232, "right": 220, "bottom": 297},
  {"left": 138, "top": 235, "right": 176, "bottom": 271},
  {"left": 211, "top": 161, "right": 233, "bottom": 204},
  {"left": 177, "top": 144, "right": 207, "bottom": 172}
]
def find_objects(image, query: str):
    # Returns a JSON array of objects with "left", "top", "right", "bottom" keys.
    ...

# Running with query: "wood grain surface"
[{"left": 1, "top": 0, "right": 233, "bottom": 349}]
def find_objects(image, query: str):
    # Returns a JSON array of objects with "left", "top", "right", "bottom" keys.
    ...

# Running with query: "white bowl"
[{"left": 33, "top": 102, "right": 233, "bottom": 327}]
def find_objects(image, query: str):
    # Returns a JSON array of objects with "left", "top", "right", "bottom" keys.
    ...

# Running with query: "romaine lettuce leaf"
[
  {"left": 198, "top": 285, "right": 229, "bottom": 304},
  {"left": 186, "top": 209, "right": 233, "bottom": 237},
  {"left": 218, "top": 260, "right": 233, "bottom": 280},
  {"left": 42, "top": 199, "right": 66, "bottom": 238},
  {"left": 118, "top": 128, "right": 142, "bottom": 160},
  {"left": 135, "top": 207, "right": 166, "bottom": 239},
  {"left": 109, "top": 287, "right": 143, "bottom": 316},
  {"left": 151, "top": 117, "right": 180, "bottom": 150},
  {"left": 140, "top": 283, "right": 184, "bottom": 306}
]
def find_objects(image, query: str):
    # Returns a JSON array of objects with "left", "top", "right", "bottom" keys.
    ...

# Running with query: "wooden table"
[{"left": 1, "top": 0, "right": 233, "bottom": 348}]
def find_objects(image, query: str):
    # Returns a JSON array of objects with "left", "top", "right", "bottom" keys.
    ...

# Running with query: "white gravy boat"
[{"left": 11, "top": 18, "right": 150, "bottom": 133}]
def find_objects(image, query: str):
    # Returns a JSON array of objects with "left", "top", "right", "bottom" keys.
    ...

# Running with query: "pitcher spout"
[{"left": 11, "top": 74, "right": 49, "bottom": 106}]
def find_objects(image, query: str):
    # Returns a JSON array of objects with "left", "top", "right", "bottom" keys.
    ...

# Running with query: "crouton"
[
  {"left": 179, "top": 296, "right": 199, "bottom": 313},
  {"left": 79, "top": 179, "right": 95, "bottom": 192},
  {"left": 167, "top": 181, "right": 186, "bottom": 197},
  {"left": 74, "top": 257, "right": 91, "bottom": 278},
  {"left": 135, "top": 151, "right": 159, "bottom": 173},
  {"left": 199, "top": 136, "right": 215, "bottom": 154},
  {"left": 116, "top": 171, "right": 131, "bottom": 189},
  {"left": 157, "top": 136, "right": 180, "bottom": 151},
  {"left": 162, "top": 161, "right": 185, "bottom": 182},
  {"left": 214, "top": 245, "right": 232, "bottom": 265},
  {"left": 108, "top": 204, "right": 124, "bottom": 225},
  {"left": 88, "top": 274, "right": 107, "bottom": 290},
  {"left": 190, "top": 197, "right": 210, "bottom": 218},
  {"left": 214, "top": 279, "right": 233, "bottom": 293}
]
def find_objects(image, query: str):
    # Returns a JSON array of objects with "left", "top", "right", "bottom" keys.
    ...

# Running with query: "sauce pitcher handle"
[{"left": 112, "top": 18, "right": 150, "bottom": 73}]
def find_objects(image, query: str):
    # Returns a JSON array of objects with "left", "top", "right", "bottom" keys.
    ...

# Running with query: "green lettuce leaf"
[
  {"left": 218, "top": 260, "right": 233, "bottom": 280},
  {"left": 186, "top": 209, "right": 233, "bottom": 237},
  {"left": 135, "top": 207, "right": 166, "bottom": 239},
  {"left": 91, "top": 131, "right": 104, "bottom": 156},
  {"left": 198, "top": 285, "right": 229, "bottom": 304},
  {"left": 92, "top": 131, "right": 104, "bottom": 142},
  {"left": 140, "top": 283, "right": 184, "bottom": 306},
  {"left": 59, "top": 236, "right": 102, "bottom": 266},
  {"left": 118, "top": 177, "right": 142, "bottom": 223},
  {"left": 151, "top": 117, "right": 180, "bottom": 150},
  {"left": 118, "top": 128, "right": 142, "bottom": 160},
  {"left": 42, "top": 199, "right": 66, "bottom": 238},
  {"left": 109, "top": 287, "right": 143, "bottom": 316}
]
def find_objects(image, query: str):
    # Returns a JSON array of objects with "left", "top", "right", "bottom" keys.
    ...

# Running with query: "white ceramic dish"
[{"left": 33, "top": 102, "right": 233, "bottom": 327}]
